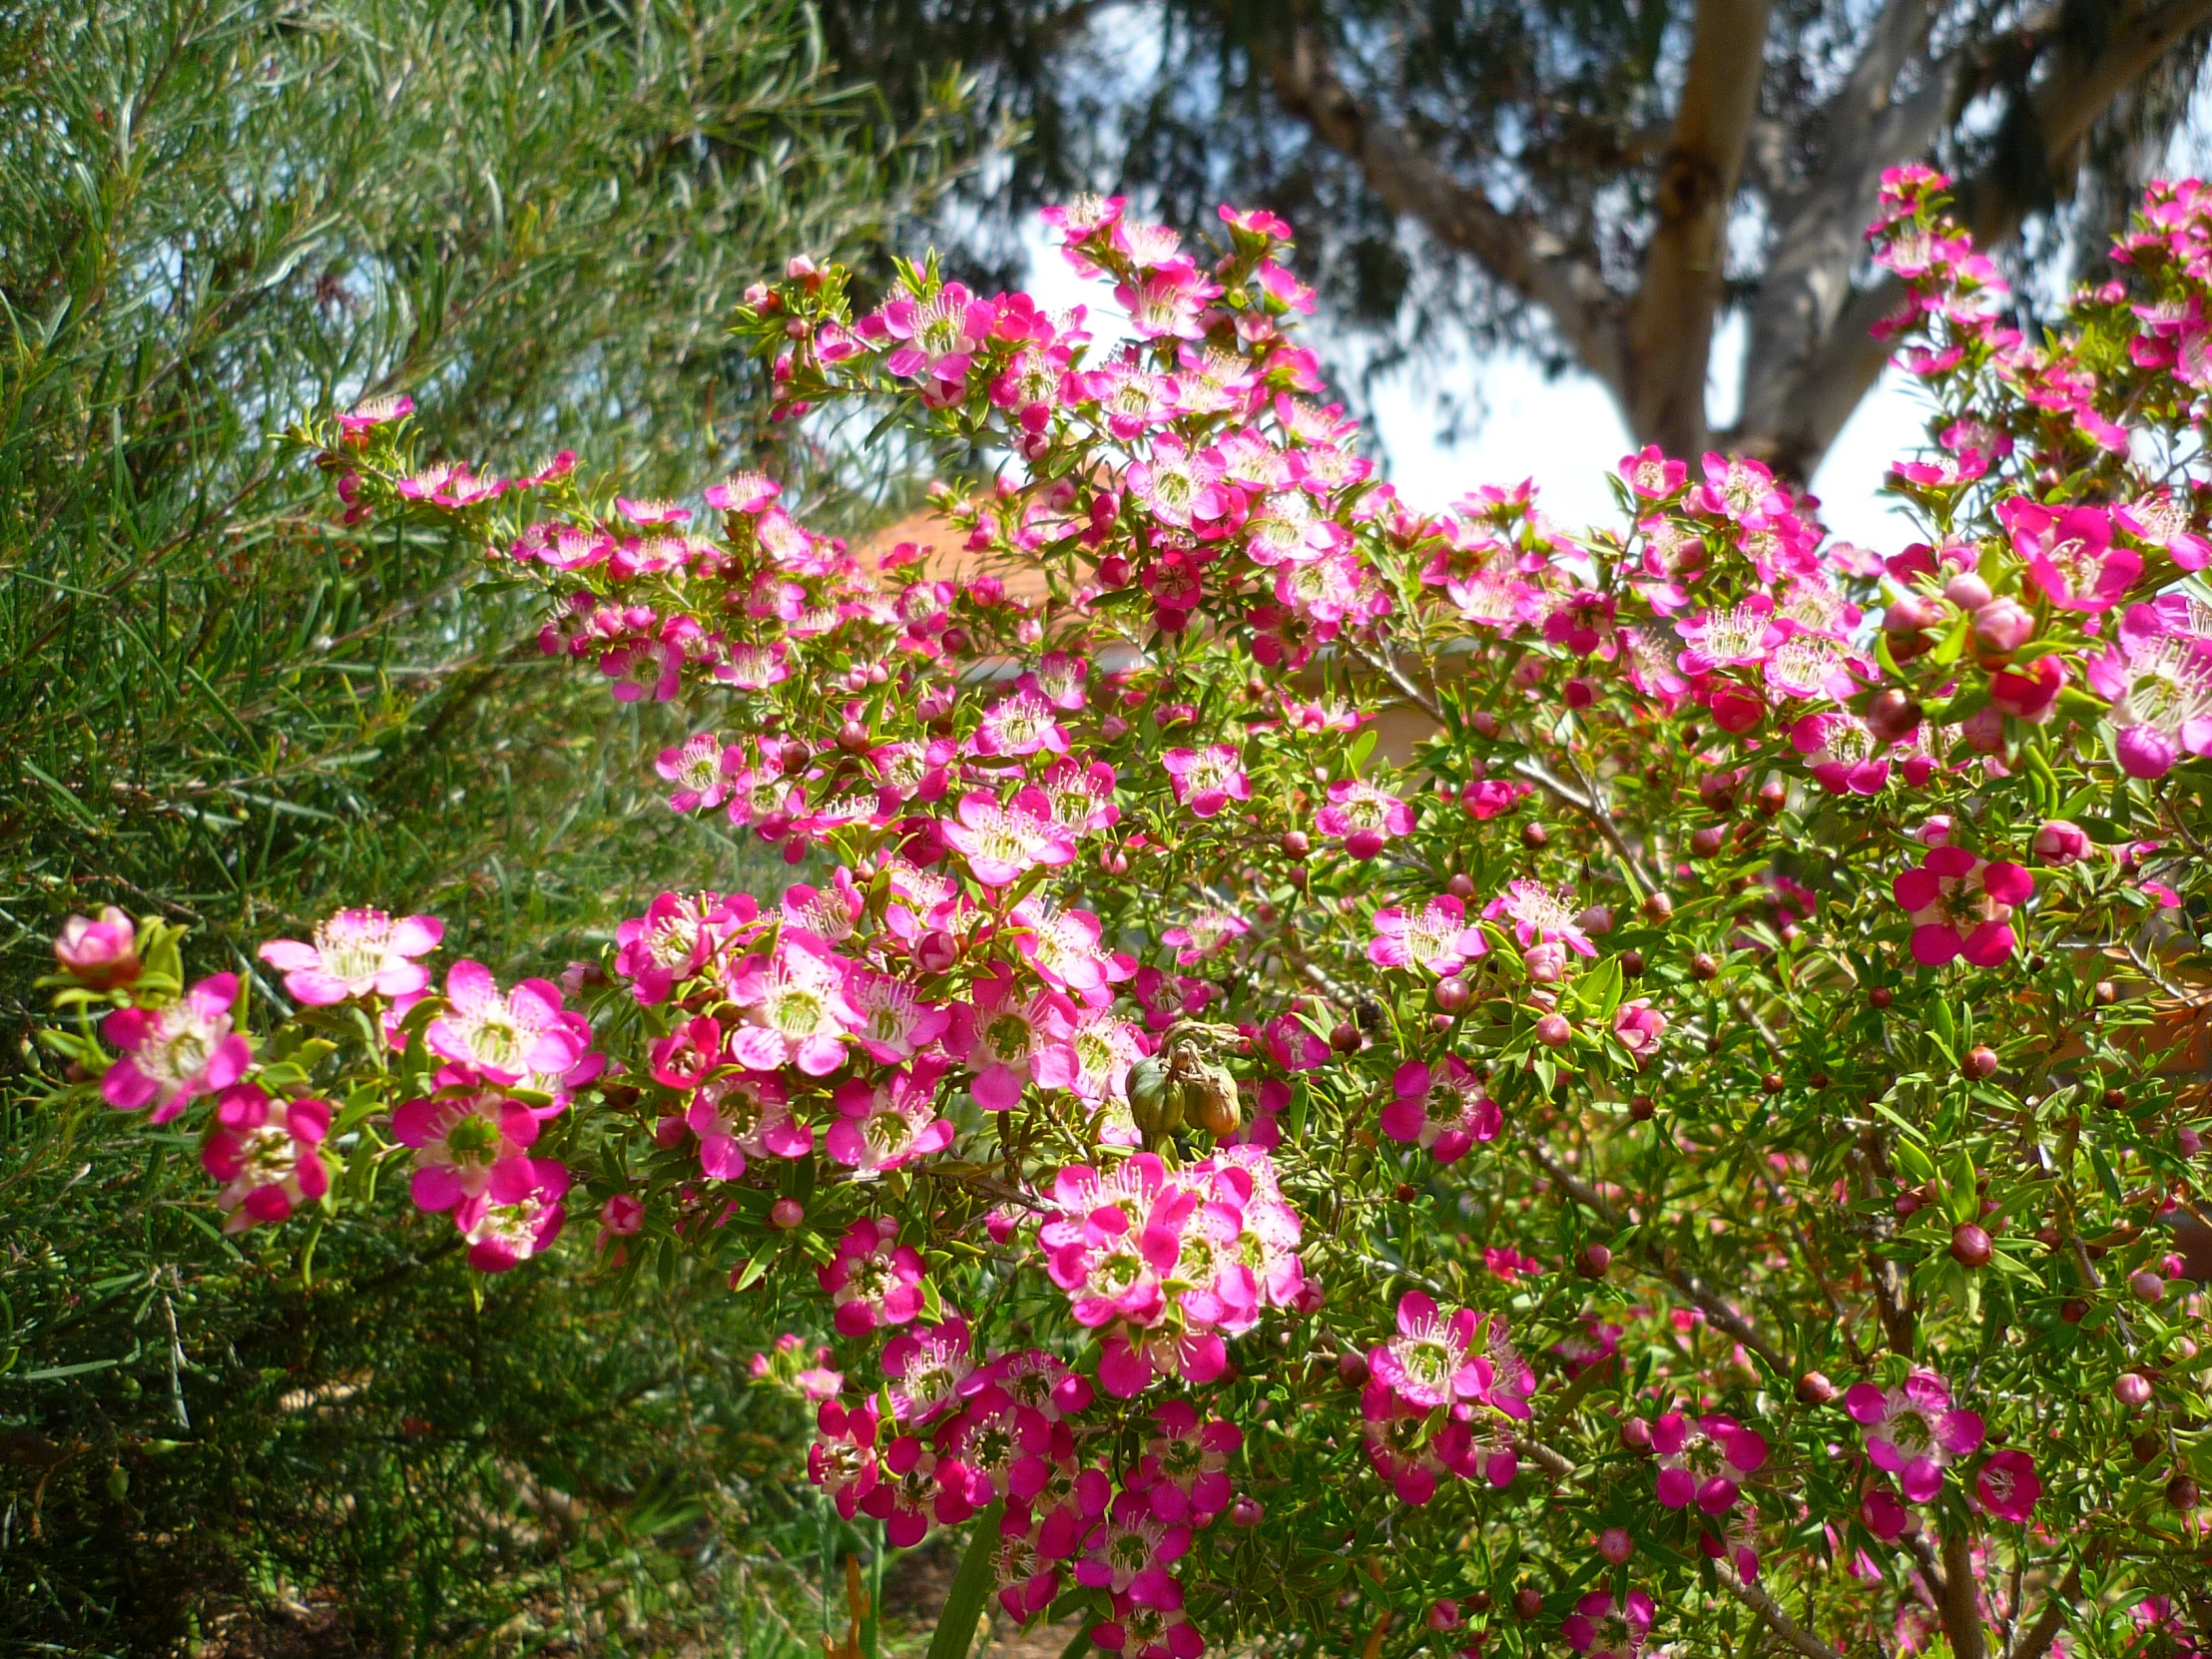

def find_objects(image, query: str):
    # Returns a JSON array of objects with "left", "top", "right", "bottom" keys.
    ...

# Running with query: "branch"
[
  {"left": 2009, "top": 1562, "right": 2082, "bottom": 1659},
  {"left": 1528, "top": 1144, "right": 1793, "bottom": 1377},
  {"left": 1939, "top": 1525, "right": 1990, "bottom": 1659},
  {"left": 1624, "top": 0, "right": 1777, "bottom": 456},
  {"left": 1257, "top": 14, "right": 1627, "bottom": 397},
  {"left": 1714, "top": 1561, "right": 1847, "bottom": 1659}
]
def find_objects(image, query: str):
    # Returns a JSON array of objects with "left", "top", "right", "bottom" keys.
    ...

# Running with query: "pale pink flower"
[
  {"left": 259, "top": 907, "right": 442, "bottom": 1005},
  {"left": 1161, "top": 745, "right": 1249, "bottom": 819},
  {"left": 101, "top": 973, "right": 250, "bottom": 1122},
  {"left": 828, "top": 1058, "right": 954, "bottom": 1173},
  {"left": 1368, "top": 895, "right": 1486, "bottom": 975},
  {"left": 201, "top": 1085, "right": 330, "bottom": 1232},
  {"left": 426, "top": 961, "right": 584, "bottom": 1086}
]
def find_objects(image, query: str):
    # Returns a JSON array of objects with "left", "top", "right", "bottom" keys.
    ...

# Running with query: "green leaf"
[
  {"left": 1348, "top": 729, "right": 1377, "bottom": 778},
  {"left": 924, "top": 1501, "right": 1006, "bottom": 1659}
]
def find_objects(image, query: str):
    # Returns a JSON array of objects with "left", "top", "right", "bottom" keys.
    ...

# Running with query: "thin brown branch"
[
  {"left": 2009, "top": 1562, "right": 2081, "bottom": 1659},
  {"left": 1528, "top": 1144, "right": 1792, "bottom": 1376},
  {"left": 1715, "top": 1561, "right": 1846, "bottom": 1659}
]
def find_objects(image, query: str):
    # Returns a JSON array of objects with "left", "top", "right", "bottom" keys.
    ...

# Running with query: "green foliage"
[{"left": 0, "top": 0, "right": 961, "bottom": 1647}]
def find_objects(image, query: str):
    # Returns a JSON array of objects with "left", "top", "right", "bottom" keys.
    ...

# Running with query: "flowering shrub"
[{"left": 32, "top": 174, "right": 2212, "bottom": 1656}]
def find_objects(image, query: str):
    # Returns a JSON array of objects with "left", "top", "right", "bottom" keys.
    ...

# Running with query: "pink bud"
[
  {"left": 1971, "top": 598, "right": 2034, "bottom": 653},
  {"left": 2115, "top": 1373, "right": 2153, "bottom": 1408},
  {"left": 1885, "top": 594, "right": 1942, "bottom": 633},
  {"left": 1535, "top": 1013, "right": 1573, "bottom": 1048},
  {"left": 1574, "top": 905, "right": 1615, "bottom": 935},
  {"left": 914, "top": 930, "right": 958, "bottom": 973},
  {"left": 2129, "top": 1271, "right": 2165, "bottom": 1304},
  {"left": 770, "top": 1197, "right": 805, "bottom": 1230},
  {"left": 599, "top": 1193, "right": 645, "bottom": 1236},
  {"left": 1429, "top": 1601, "right": 1462, "bottom": 1632},
  {"left": 1524, "top": 941, "right": 1568, "bottom": 984},
  {"left": 53, "top": 906, "right": 140, "bottom": 988},
  {"left": 654, "top": 1114, "right": 689, "bottom": 1149},
  {"left": 1230, "top": 1495, "right": 1264, "bottom": 1527},
  {"left": 1596, "top": 1527, "right": 1633, "bottom": 1564},
  {"left": 2032, "top": 820, "right": 2090, "bottom": 864},
  {"left": 1942, "top": 572, "right": 1993, "bottom": 611}
]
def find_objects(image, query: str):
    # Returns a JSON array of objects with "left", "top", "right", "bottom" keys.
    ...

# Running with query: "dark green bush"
[{"left": 0, "top": 1, "right": 961, "bottom": 1647}]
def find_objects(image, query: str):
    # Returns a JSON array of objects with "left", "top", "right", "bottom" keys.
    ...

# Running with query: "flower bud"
[
  {"left": 1330, "top": 1022, "right": 1362, "bottom": 1054},
  {"left": 2129, "top": 1270, "right": 2165, "bottom": 1304},
  {"left": 1619, "top": 1416, "right": 1654, "bottom": 1453},
  {"left": 1885, "top": 594, "right": 1942, "bottom": 633},
  {"left": 1231, "top": 1495, "right": 1264, "bottom": 1527},
  {"left": 1942, "top": 572, "right": 1993, "bottom": 611},
  {"left": 1963, "top": 1045, "right": 1999, "bottom": 1080},
  {"left": 770, "top": 1197, "right": 805, "bottom": 1230},
  {"left": 1865, "top": 688, "right": 1922, "bottom": 743},
  {"left": 1445, "top": 871, "right": 1476, "bottom": 900},
  {"left": 1596, "top": 1527, "right": 1633, "bottom": 1564},
  {"left": 1429, "top": 1601, "right": 1462, "bottom": 1632},
  {"left": 1574, "top": 904, "right": 1615, "bottom": 935},
  {"left": 2169, "top": 1475, "right": 2201, "bottom": 1511},
  {"left": 1628, "top": 1094, "right": 1655, "bottom": 1122},
  {"left": 1796, "top": 1372, "right": 1838, "bottom": 1405},
  {"left": 53, "top": 907, "right": 140, "bottom": 988},
  {"left": 1575, "top": 1243, "right": 1612, "bottom": 1278},
  {"left": 1690, "top": 826, "right": 1727, "bottom": 857},
  {"left": 1971, "top": 597, "right": 2034, "bottom": 653},
  {"left": 1433, "top": 977, "right": 1471, "bottom": 1014},
  {"left": 2032, "top": 820, "right": 2090, "bottom": 864},
  {"left": 2114, "top": 1372, "right": 2153, "bottom": 1407},
  {"left": 1525, "top": 941, "right": 1568, "bottom": 984},
  {"left": 1949, "top": 1223, "right": 1992, "bottom": 1268},
  {"left": 1535, "top": 1013, "right": 1573, "bottom": 1048},
  {"left": 1513, "top": 1588, "right": 1543, "bottom": 1620}
]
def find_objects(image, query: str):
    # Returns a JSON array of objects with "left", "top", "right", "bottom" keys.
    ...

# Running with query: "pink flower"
[
  {"left": 1093, "top": 1596, "right": 1205, "bottom": 1659},
  {"left": 2116, "top": 489, "right": 2212, "bottom": 571},
  {"left": 655, "top": 734, "right": 743, "bottom": 815},
  {"left": 1315, "top": 780, "right": 1412, "bottom": 859},
  {"left": 992, "top": 1514, "right": 1063, "bottom": 1625},
  {"left": 881, "top": 1316, "right": 979, "bottom": 1425},
  {"left": 704, "top": 470, "right": 780, "bottom": 513},
  {"left": 260, "top": 908, "right": 443, "bottom": 1006},
  {"left": 1621, "top": 445, "right": 1686, "bottom": 499},
  {"left": 974, "top": 689, "right": 1071, "bottom": 759},
  {"left": 1893, "top": 848, "right": 2031, "bottom": 967},
  {"left": 1562, "top": 1590, "right": 1656, "bottom": 1659},
  {"left": 1651, "top": 1412, "right": 1769, "bottom": 1512},
  {"left": 614, "top": 890, "right": 756, "bottom": 1004},
  {"left": 2001, "top": 499, "right": 2139, "bottom": 612},
  {"left": 1974, "top": 1448, "right": 2041, "bottom": 1521},
  {"left": 1790, "top": 712, "right": 1891, "bottom": 795},
  {"left": 201, "top": 1085, "right": 330, "bottom": 1231},
  {"left": 1612, "top": 999, "right": 1668, "bottom": 1064},
  {"left": 1076, "top": 1488, "right": 1190, "bottom": 1606},
  {"left": 1126, "top": 1400, "right": 1241, "bottom": 1523},
  {"left": 1011, "top": 896, "right": 1132, "bottom": 1000},
  {"left": 425, "top": 960, "right": 584, "bottom": 1086},
  {"left": 54, "top": 907, "right": 139, "bottom": 987},
  {"left": 945, "top": 968, "right": 1078, "bottom": 1110},
  {"left": 1131, "top": 965, "right": 1215, "bottom": 1032},
  {"left": 1676, "top": 597, "right": 1785, "bottom": 675},
  {"left": 942, "top": 788, "right": 1078, "bottom": 886},
  {"left": 100, "top": 973, "right": 250, "bottom": 1121},
  {"left": 1383, "top": 1058, "right": 1499, "bottom": 1163},
  {"left": 820, "top": 1217, "right": 929, "bottom": 1337},
  {"left": 454, "top": 1157, "right": 568, "bottom": 1272},
  {"left": 1368, "top": 894, "right": 1487, "bottom": 975},
  {"left": 391, "top": 1073, "right": 539, "bottom": 1211},
  {"left": 1844, "top": 1370, "right": 1985, "bottom": 1501},
  {"left": 1159, "top": 906, "right": 1247, "bottom": 968},
  {"left": 1369, "top": 1291, "right": 1490, "bottom": 1411},
  {"left": 1263, "top": 1013, "right": 1329, "bottom": 1071},
  {"left": 725, "top": 936, "right": 860, "bottom": 1075},
  {"left": 828, "top": 1059, "right": 954, "bottom": 1173},
  {"left": 1484, "top": 879, "right": 1596, "bottom": 957},
  {"left": 2085, "top": 604, "right": 2212, "bottom": 779},
  {"left": 687, "top": 1072, "right": 811, "bottom": 1178},
  {"left": 1035, "top": 1006, "right": 1148, "bottom": 1106},
  {"left": 1161, "top": 746, "right": 1249, "bottom": 819},
  {"left": 338, "top": 393, "right": 412, "bottom": 438},
  {"left": 1037, "top": 756, "right": 1121, "bottom": 833}
]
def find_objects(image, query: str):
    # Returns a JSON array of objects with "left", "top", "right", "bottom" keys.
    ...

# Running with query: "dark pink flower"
[
  {"left": 392, "top": 1073, "right": 539, "bottom": 1212},
  {"left": 828, "top": 1059, "right": 954, "bottom": 1173},
  {"left": 881, "top": 1317, "right": 980, "bottom": 1426},
  {"left": 1369, "top": 1291, "right": 1489, "bottom": 1410},
  {"left": 426, "top": 960, "right": 583, "bottom": 1085},
  {"left": 1651, "top": 1412, "right": 1768, "bottom": 1513},
  {"left": 945, "top": 968, "right": 1078, "bottom": 1110},
  {"left": 818, "top": 1217, "right": 929, "bottom": 1337},
  {"left": 1383, "top": 1058, "right": 1499, "bottom": 1163},
  {"left": 1974, "top": 1448, "right": 2041, "bottom": 1521},
  {"left": 1611, "top": 999, "right": 1668, "bottom": 1064},
  {"left": 686, "top": 1071, "right": 811, "bottom": 1178},
  {"left": 1893, "top": 848, "right": 2030, "bottom": 967},
  {"left": 1315, "top": 780, "right": 1411, "bottom": 859},
  {"left": 1160, "top": 745, "right": 1250, "bottom": 819},
  {"left": 201, "top": 1085, "right": 330, "bottom": 1231},
  {"left": 454, "top": 1157, "right": 568, "bottom": 1272},
  {"left": 1562, "top": 1589, "right": 1655, "bottom": 1659},
  {"left": 1126, "top": 1399, "right": 1242, "bottom": 1523}
]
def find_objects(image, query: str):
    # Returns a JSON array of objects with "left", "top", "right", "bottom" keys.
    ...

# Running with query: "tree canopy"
[{"left": 820, "top": 0, "right": 2212, "bottom": 475}]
